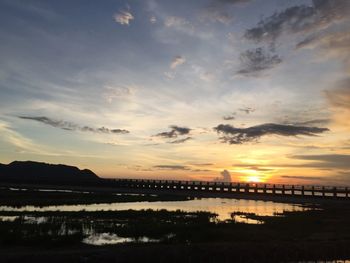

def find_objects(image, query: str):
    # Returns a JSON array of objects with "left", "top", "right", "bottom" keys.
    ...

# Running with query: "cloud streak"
[
  {"left": 153, "top": 165, "right": 189, "bottom": 170},
  {"left": 168, "top": 137, "right": 192, "bottom": 144},
  {"left": 214, "top": 123, "right": 329, "bottom": 144},
  {"left": 18, "top": 116, "right": 129, "bottom": 134},
  {"left": 290, "top": 154, "right": 350, "bottom": 169}
]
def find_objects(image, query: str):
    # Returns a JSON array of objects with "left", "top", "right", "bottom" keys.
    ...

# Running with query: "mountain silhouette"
[{"left": 0, "top": 161, "right": 99, "bottom": 184}]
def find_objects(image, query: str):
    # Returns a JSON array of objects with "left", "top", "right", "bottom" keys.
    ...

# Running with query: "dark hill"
[{"left": 0, "top": 161, "right": 99, "bottom": 184}]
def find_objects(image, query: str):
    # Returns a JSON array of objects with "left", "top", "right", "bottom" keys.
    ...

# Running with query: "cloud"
[
  {"left": 213, "top": 170, "right": 232, "bottom": 182},
  {"left": 287, "top": 119, "right": 331, "bottom": 126},
  {"left": 223, "top": 113, "right": 236, "bottom": 120},
  {"left": 238, "top": 107, "right": 255, "bottom": 114},
  {"left": 214, "top": 123, "right": 329, "bottom": 144},
  {"left": 102, "top": 85, "right": 133, "bottom": 103},
  {"left": 280, "top": 175, "right": 323, "bottom": 181},
  {"left": 290, "top": 154, "right": 350, "bottom": 169},
  {"left": 325, "top": 79, "right": 350, "bottom": 110},
  {"left": 164, "top": 16, "right": 195, "bottom": 35},
  {"left": 217, "top": 0, "right": 250, "bottom": 3},
  {"left": 199, "top": 6, "right": 233, "bottom": 25},
  {"left": 170, "top": 55, "right": 186, "bottom": 69},
  {"left": 200, "top": 0, "right": 251, "bottom": 24},
  {"left": 18, "top": 116, "right": 129, "bottom": 134},
  {"left": 191, "top": 163, "right": 214, "bottom": 166},
  {"left": 153, "top": 165, "right": 190, "bottom": 170},
  {"left": 150, "top": 15, "right": 157, "bottom": 24},
  {"left": 113, "top": 10, "right": 134, "bottom": 25},
  {"left": 154, "top": 125, "right": 191, "bottom": 138},
  {"left": 168, "top": 137, "right": 192, "bottom": 144},
  {"left": 296, "top": 31, "right": 350, "bottom": 69},
  {"left": 244, "top": 0, "right": 350, "bottom": 45},
  {"left": 237, "top": 48, "right": 282, "bottom": 76}
]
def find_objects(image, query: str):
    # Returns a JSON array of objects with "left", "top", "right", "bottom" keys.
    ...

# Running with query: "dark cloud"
[
  {"left": 168, "top": 137, "right": 192, "bottom": 144},
  {"left": 244, "top": 0, "right": 350, "bottom": 45},
  {"left": 290, "top": 154, "right": 350, "bottom": 169},
  {"left": 244, "top": 5, "right": 315, "bottom": 44},
  {"left": 18, "top": 116, "right": 129, "bottom": 134},
  {"left": 214, "top": 123, "right": 329, "bottom": 144},
  {"left": 154, "top": 125, "right": 191, "bottom": 138},
  {"left": 153, "top": 165, "right": 190, "bottom": 170},
  {"left": 237, "top": 48, "right": 282, "bottom": 76},
  {"left": 223, "top": 112, "right": 236, "bottom": 120}
]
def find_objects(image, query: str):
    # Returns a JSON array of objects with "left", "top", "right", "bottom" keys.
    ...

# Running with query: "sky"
[{"left": 0, "top": 0, "right": 350, "bottom": 185}]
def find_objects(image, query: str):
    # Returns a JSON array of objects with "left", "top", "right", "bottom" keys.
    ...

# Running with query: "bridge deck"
[{"left": 109, "top": 179, "right": 350, "bottom": 199}]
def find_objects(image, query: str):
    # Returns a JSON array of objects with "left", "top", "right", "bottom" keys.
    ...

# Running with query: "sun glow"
[{"left": 238, "top": 169, "right": 265, "bottom": 183}]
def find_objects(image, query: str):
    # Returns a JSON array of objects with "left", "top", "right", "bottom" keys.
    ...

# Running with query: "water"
[
  {"left": 0, "top": 197, "right": 306, "bottom": 221},
  {"left": 82, "top": 233, "right": 161, "bottom": 246}
]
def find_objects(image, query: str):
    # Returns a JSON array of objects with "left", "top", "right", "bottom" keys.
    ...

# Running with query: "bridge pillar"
[
  {"left": 333, "top": 187, "right": 337, "bottom": 198},
  {"left": 322, "top": 186, "right": 326, "bottom": 197},
  {"left": 291, "top": 185, "right": 295, "bottom": 196},
  {"left": 272, "top": 184, "right": 276, "bottom": 195},
  {"left": 311, "top": 186, "right": 315, "bottom": 197},
  {"left": 263, "top": 184, "right": 267, "bottom": 194},
  {"left": 282, "top": 185, "right": 285, "bottom": 195},
  {"left": 301, "top": 186, "right": 305, "bottom": 196},
  {"left": 245, "top": 184, "right": 249, "bottom": 194}
]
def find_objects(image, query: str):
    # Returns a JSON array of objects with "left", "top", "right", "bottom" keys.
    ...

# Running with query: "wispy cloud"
[
  {"left": 18, "top": 116, "right": 129, "bottom": 134},
  {"left": 238, "top": 107, "right": 255, "bottom": 114},
  {"left": 290, "top": 154, "right": 350, "bottom": 169},
  {"left": 168, "top": 137, "right": 192, "bottom": 144},
  {"left": 102, "top": 85, "right": 133, "bottom": 103},
  {"left": 114, "top": 9, "right": 134, "bottom": 25},
  {"left": 170, "top": 55, "right": 186, "bottom": 69},
  {"left": 153, "top": 165, "right": 190, "bottom": 170},
  {"left": 164, "top": 16, "right": 194, "bottom": 35},
  {"left": 214, "top": 123, "right": 329, "bottom": 144}
]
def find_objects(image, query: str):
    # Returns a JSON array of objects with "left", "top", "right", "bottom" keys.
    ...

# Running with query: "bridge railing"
[{"left": 107, "top": 178, "right": 349, "bottom": 199}]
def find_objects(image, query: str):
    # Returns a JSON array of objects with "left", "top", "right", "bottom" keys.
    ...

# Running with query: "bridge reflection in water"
[{"left": 109, "top": 179, "right": 350, "bottom": 199}]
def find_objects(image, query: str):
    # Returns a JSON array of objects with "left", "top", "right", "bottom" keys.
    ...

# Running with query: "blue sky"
[{"left": 0, "top": 0, "right": 350, "bottom": 185}]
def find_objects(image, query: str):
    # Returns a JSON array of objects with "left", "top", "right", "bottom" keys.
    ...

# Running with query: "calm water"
[{"left": 0, "top": 197, "right": 306, "bottom": 220}]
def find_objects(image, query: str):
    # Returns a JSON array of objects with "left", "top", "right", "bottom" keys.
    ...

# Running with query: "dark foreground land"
[{"left": 0, "top": 184, "right": 350, "bottom": 262}]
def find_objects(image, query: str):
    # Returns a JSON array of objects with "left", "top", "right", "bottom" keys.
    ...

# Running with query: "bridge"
[{"left": 109, "top": 178, "right": 350, "bottom": 199}]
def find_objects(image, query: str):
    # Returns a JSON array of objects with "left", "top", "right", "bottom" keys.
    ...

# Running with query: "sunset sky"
[{"left": 0, "top": 0, "right": 349, "bottom": 185}]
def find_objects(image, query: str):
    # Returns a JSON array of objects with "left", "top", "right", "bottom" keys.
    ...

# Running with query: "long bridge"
[{"left": 108, "top": 178, "right": 350, "bottom": 199}]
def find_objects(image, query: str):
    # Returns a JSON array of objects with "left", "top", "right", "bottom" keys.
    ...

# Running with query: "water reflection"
[
  {"left": 82, "top": 233, "right": 161, "bottom": 246},
  {"left": 0, "top": 198, "right": 306, "bottom": 220}
]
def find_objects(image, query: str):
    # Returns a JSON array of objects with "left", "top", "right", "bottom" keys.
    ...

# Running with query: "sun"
[
  {"left": 238, "top": 169, "right": 265, "bottom": 183},
  {"left": 245, "top": 175, "right": 262, "bottom": 183}
]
